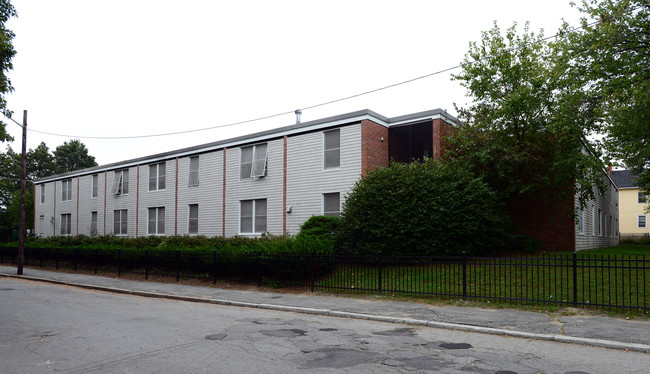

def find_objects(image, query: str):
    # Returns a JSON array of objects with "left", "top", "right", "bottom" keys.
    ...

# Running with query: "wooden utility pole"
[{"left": 17, "top": 110, "right": 26, "bottom": 275}]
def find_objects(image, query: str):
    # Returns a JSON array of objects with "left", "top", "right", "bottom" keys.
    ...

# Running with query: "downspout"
[
  {"left": 136, "top": 165, "right": 140, "bottom": 237},
  {"left": 283, "top": 136, "right": 287, "bottom": 236},
  {"left": 222, "top": 148, "right": 227, "bottom": 237},
  {"left": 76, "top": 176, "right": 80, "bottom": 235},
  {"left": 175, "top": 157, "right": 179, "bottom": 236},
  {"left": 103, "top": 171, "right": 107, "bottom": 235}
]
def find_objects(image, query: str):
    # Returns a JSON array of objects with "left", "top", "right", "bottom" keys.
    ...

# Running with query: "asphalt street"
[{"left": 2, "top": 277, "right": 649, "bottom": 373}]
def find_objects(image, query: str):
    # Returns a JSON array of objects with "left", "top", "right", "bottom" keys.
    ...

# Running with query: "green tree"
[
  {"left": 558, "top": 0, "right": 650, "bottom": 196},
  {"left": 53, "top": 139, "right": 97, "bottom": 174},
  {"left": 449, "top": 22, "right": 605, "bottom": 208},
  {"left": 338, "top": 159, "right": 508, "bottom": 256},
  {"left": 0, "top": 0, "right": 16, "bottom": 142}
]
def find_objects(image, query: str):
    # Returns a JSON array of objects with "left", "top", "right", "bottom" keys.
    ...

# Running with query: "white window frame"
[
  {"left": 592, "top": 206, "right": 596, "bottom": 236},
  {"left": 639, "top": 215, "right": 647, "bottom": 228},
  {"left": 91, "top": 174, "right": 99, "bottom": 198},
  {"left": 323, "top": 192, "right": 341, "bottom": 217},
  {"left": 323, "top": 129, "right": 341, "bottom": 170},
  {"left": 60, "top": 213, "right": 71, "bottom": 235},
  {"left": 240, "top": 143, "right": 268, "bottom": 180},
  {"left": 577, "top": 205, "right": 585, "bottom": 235},
  {"left": 111, "top": 169, "right": 129, "bottom": 195},
  {"left": 149, "top": 162, "right": 166, "bottom": 192},
  {"left": 188, "top": 156, "right": 199, "bottom": 186},
  {"left": 188, "top": 204, "right": 199, "bottom": 235},
  {"left": 40, "top": 185, "right": 45, "bottom": 205},
  {"left": 598, "top": 209, "right": 603, "bottom": 237},
  {"left": 148, "top": 207, "right": 165, "bottom": 235},
  {"left": 639, "top": 191, "right": 647, "bottom": 204},
  {"left": 61, "top": 179, "right": 72, "bottom": 202},
  {"left": 90, "top": 211, "right": 98, "bottom": 236},
  {"left": 239, "top": 199, "right": 267, "bottom": 234},
  {"left": 113, "top": 209, "right": 128, "bottom": 236}
]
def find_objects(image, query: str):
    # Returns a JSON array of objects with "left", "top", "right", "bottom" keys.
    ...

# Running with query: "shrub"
[
  {"left": 296, "top": 215, "right": 341, "bottom": 244},
  {"left": 338, "top": 159, "right": 509, "bottom": 256}
]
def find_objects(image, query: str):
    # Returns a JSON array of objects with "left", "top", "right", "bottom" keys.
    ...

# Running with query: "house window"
[
  {"left": 91, "top": 174, "right": 99, "bottom": 198},
  {"left": 240, "top": 143, "right": 268, "bottom": 179},
  {"left": 61, "top": 179, "right": 72, "bottom": 201},
  {"left": 60, "top": 213, "right": 71, "bottom": 235},
  {"left": 598, "top": 209, "right": 603, "bottom": 236},
  {"left": 189, "top": 156, "right": 199, "bottom": 186},
  {"left": 149, "top": 162, "right": 166, "bottom": 191},
  {"left": 111, "top": 169, "right": 129, "bottom": 195},
  {"left": 148, "top": 207, "right": 165, "bottom": 235},
  {"left": 188, "top": 204, "right": 199, "bottom": 234},
  {"left": 113, "top": 209, "right": 128, "bottom": 235},
  {"left": 323, "top": 192, "right": 341, "bottom": 217},
  {"left": 592, "top": 206, "right": 596, "bottom": 236},
  {"left": 577, "top": 206, "right": 585, "bottom": 234},
  {"left": 90, "top": 211, "right": 98, "bottom": 236},
  {"left": 40, "top": 185, "right": 45, "bottom": 204},
  {"left": 639, "top": 215, "right": 647, "bottom": 228},
  {"left": 609, "top": 215, "right": 613, "bottom": 237},
  {"left": 639, "top": 192, "right": 647, "bottom": 204},
  {"left": 39, "top": 215, "right": 44, "bottom": 237},
  {"left": 240, "top": 199, "right": 267, "bottom": 234},
  {"left": 323, "top": 129, "right": 340, "bottom": 169}
]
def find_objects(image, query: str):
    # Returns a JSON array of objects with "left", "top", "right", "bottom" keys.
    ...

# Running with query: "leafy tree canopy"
[
  {"left": 449, "top": 22, "right": 606, "bottom": 207},
  {"left": 53, "top": 139, "right": 97, "bottom": 174},
  {"left": 0, "top": 0, "right": 16, "bottom": 142},
  {"left": 557, "top": 0, "right": 650, "bottom": 196}
]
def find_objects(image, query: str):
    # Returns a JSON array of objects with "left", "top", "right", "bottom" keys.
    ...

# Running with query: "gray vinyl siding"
[
  {"left": 575, "top": 176, "right": 619, "bottom": 251},
  {"left": 285, "top": 124, "right": 362, "bottom": 235},
  {"left": 225, "top": 139, "right": 284, "bottom": 236},
  {"left": 138, "top": 160, "right": 176, "bottom": 236},
  {"left": 36, "top": 182, "right": 56, "bottom": 237},
  {"left": 76, "top": 173, "right": 105, "bottom": 236},
  {"left": 55, "top": 178, "right": 77, "bottom": 235},
  {"left": 176, "top": 151, "right": 223, "bottom": 236}
]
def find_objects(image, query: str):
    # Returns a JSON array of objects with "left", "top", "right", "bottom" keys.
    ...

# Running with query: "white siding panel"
[
  {"left": 35, "top": 182, "right": 56, "bottom": 237},
  {"left": 55, "top": 178, "right": 77, "bottom": 235},
  {"left": 225, "top": 139, "right": 284, "bottom": 236},
  {"left": 77, "top": 173, "right": 105, "bottom": 236},
  {"left": 139, "top": 160, "right": 176, "bottom": 236},
  {"left": 105, "top": 168, "right": 138, "bottom": 237},
  {"left": 575, "top": 177, "right": 619, "bottom": 251},
  {"left": 286, "top": 124, "right": 362, "bottom": 235}
]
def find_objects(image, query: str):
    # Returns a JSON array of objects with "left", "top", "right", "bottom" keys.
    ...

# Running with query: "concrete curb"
[{"left": 2, "top": 271, "right": 649, "bottom": 353}]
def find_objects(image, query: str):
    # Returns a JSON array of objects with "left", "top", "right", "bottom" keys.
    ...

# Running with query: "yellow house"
[{"left": 611, "top": 170, "right": 649, "bottom": 240}]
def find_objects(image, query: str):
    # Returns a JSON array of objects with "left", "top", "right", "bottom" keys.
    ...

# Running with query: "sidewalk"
[{"left": 1, "top": 265, "right": 648, "bottom": 353}]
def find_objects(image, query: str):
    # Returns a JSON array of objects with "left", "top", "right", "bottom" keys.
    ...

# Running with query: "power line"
[{"left": 2, "top": 14, "right": 608, "bottom": 141}]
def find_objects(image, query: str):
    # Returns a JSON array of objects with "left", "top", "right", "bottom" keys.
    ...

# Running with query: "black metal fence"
[{"left": 1, "top": 246, "right": 647, "bottom": 313}]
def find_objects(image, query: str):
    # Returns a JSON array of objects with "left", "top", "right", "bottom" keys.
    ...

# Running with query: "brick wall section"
[
  {"left": 507, "top": 189, "right": 576, "bottom": 251},
  {"left": 361, "top": 120, "right": 389, "bottom": 177},
  {"left": 432, "top": 118, "right": 452, "bottom": 159}
]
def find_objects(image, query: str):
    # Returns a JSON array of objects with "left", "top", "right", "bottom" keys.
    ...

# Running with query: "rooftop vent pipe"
[{"left": 295, "top": 109, "right": 302, "bottom": 124}]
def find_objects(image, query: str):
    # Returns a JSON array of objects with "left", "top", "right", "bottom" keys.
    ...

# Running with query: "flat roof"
[{"left": 35, "top": 108, "right": 457, "bottom": 183}]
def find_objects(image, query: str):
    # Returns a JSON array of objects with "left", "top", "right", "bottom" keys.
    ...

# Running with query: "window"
[
  {"left": 148, "top": 207, "right": 165, "bottom": 235},
  {"left": 598, "top": 209, "right": 603, "bottom": 236},
  {"left": 577, "top": 206, "right": 585, "bottom": 234},
  {"left": 149, "top": 163, "right": 166, "bottom": 191},
  {"left": 39, "top": 215, "right": 44, "bottom": 237},
  {"left": 113, "top": 209, "right": 128, "bottom": 235},
  {"left": 189, "top": 156, "right": 199, "bottom": 186},
  {"left": 188, "top": 204, "right": 199, "bottom": 234},
  {"left": 609, "top": 215, "right": 613, "bottom": 237},
  {"left": 240, "top": 199, "right": 267, "bottom": 234},
  {"left": 60, "top": 213, "right": 71, "bottom": 235},
  {"left": 323, "top": 129, "right": 340, "bottom": 169},
  {"left": 592, "top": 206, "right": 596, "bottom": 236},
  {"left": 91, "top": 174, "right": 99, "bottom": 198},
  {"left": 639, "top": 215, "right": 647, "bottom": 228},
  {"left": 40, "top": 185, "right": 45, "bottom": 204},
  {"left": 240, "top": 143, "right": 268, "bottom": 179},
  {"left": 111, "top": 169, "right": 129, "bottom": 195},
  {"left": 323, "top": 192, "right": 341, "bottom": 217},
  {"left": 639, "top": 192, "right": 647, "bottom": 204},
  {"left": 90, "top": 211, "right": 98, "bottom": 236},
  {"left": 61, "top": 179, "right": 72, "bottom": 201}
]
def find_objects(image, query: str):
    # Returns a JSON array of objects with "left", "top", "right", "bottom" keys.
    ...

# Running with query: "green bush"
[
  {"left": 296, "top": 215, "right": 341, "bottom": 244},
  {"left": 338, "top": 159, "right": 510, "bottom": 256}
]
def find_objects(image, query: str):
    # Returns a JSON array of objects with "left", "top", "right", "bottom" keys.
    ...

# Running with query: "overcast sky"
[{"left": 4, "top": 0, "right": 585, "bottom": 166}]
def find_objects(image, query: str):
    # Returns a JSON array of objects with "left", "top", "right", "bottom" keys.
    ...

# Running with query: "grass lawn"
[{"left": 579, "top": 243, "right": 650, "bottom": 256}]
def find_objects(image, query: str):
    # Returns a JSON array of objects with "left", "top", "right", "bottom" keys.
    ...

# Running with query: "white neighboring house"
[{"left": 34, "top": 109, "right": 455, "bottom": 238}]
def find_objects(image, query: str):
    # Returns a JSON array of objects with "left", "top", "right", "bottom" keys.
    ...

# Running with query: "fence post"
[
  {"left": 572, "top": 252, "right": 578, "bottom": 307},
  {"left": 310, "top": 250, "right": 315, "bottom": 293},
  {"left": 212, "top": 250, "right": 217, "bottom": 285},
  {"left": 118, "top": 248, "right": 122, "bottom": 277},
  {"left": 462, "top": 251, "right": 467, "bottom": 301},
  {"left": 94, "top": 248, "right": 98, "bottom": 274},
  {"left": 256, "top": 250, "right": 261, "bottom": 288},
  {"left": 377, "top": 251, "right": 382, "bottom": 295},
  {"left": 145, "top": 249, "right": 149, "bottom": 280},
  {"left": 176, "top": 249, "right": 181, "bottom": 282}
]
